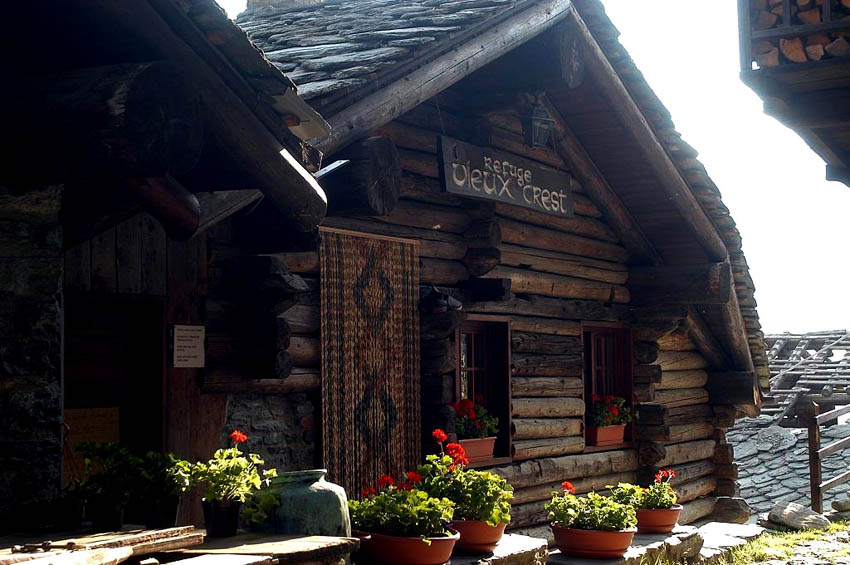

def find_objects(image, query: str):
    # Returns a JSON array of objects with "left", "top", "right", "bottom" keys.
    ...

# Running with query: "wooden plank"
[
  {"left": 629, "top": 262, "right": 732, "bottom": 305},
  {"left": 569, "top": 10, "right": 728, "bottom": 262},
  {"left": 116, "top": 215, "right": 143, "bottom": 294},
  {"left": 0, "top": 548, "right": 133, "bottom": 565},
  {"left": 90, "top": 227, "right": 117, "bottom": 292},
  {"left": 140, "top": 214, "right": 167, "bottom": 295},
  {"left": 158, "top": 555, "right": 274, "bottom": 565},
  {"left": 64, "top": 241, "right": 91, "bottom": 291},
  {"left": 177, "top": 534, "right": 359, "bottom": 561},
  {"left": 313, "top": 0, "right": 575, "bottom": 155},
  {"left": 196, "top": 190, "right": 264, "bottom": 234}
]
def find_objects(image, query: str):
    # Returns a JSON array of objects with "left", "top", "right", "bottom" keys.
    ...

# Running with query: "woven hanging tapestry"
[{"left": 320, "top": 229, "right": 420, "bottom": 497}]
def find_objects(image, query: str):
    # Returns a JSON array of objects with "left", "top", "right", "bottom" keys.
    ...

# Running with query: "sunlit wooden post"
[{"left": 807, "top": 401, "right": 822, "bottom": 513}]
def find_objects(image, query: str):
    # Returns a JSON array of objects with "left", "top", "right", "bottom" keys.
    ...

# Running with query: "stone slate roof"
[
  {"left": 728, "top": 416, "right": 850, "bottom": 514},
  {"left": 235, "top": 0, "right": 768, "bottom": 388},
  {"left": 236, "top": 0, "right": 530, "bottom": 101}
]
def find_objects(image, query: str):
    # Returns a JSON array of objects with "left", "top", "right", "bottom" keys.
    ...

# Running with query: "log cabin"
[
  {"left": 228, "top": 0, "right": 770, "bottom": 531},
  {"left": 0, "top": 0, "right": 330, "bottom": 529},
  {"left": 738, "top": 0, "right": 850, "bottom": 186},
  {"left": 0, "top": 0, "right": 771, "bottom": 536}
]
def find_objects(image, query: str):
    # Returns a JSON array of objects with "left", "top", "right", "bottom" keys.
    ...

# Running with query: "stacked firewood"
[{"left": 751, "top": 0, "right": 850, "bottom": 66}]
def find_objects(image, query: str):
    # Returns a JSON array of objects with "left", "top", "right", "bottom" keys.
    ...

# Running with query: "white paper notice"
[{"left": 173, "top": 325, "right": 205, "bottom": 368}]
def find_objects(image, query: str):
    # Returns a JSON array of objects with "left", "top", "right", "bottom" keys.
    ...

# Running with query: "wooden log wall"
[
  {"left": 748, "top": 0, "right": 850, "bottom": 66},
  {"left": 266, "top": 96, "right": 733, "bottom": 527}
]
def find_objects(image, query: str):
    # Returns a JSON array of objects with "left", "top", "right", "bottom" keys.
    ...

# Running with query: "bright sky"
[{"left": 218, "top": 0, "right": 850, "bottom": 334}]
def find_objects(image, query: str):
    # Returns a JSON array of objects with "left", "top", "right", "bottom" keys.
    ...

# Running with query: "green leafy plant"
[
  {"left": 545, "top": 483, "right": 636, "bottom": 532},
  {"left": 416, "top": 429, "right": 513, "bottom": 526},
  {"left": 451, "top": 398, "right": 499, "bottom": 439},
  {"left": 192, "top": 430, "right": 277, "bottom": 503},
  {"left": 139, "top": 451, "right": 193, "bottom": 498},
  {"left": 77, "top": 442, "right": 143, "bottom": 508},
  {"left": 349, "top": 479, "right": 455, "bottom": 540},
  {"left": 242, "top": 489, "right": 282, "bottom": 528},
  {"left": 589, "top": 395, "right": 634, "bottom": 427},
  {"left": 609, "top": 470, "right": 678, "bottom": 510}
]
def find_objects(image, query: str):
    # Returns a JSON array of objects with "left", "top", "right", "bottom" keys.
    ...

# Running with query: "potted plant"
[
  {"left": 611, "top": 470, "right": 682, "bottom": 534},
  {"left": 451, "top": 398, "right": 499, "bottom": 462},
  {"left": 192, "top": 429, "right": 277, "bottom": 537},
  {"left": 545, "top": 481, "right": 637, "bottom": 559},
  {"left": 138, "top": 451, "right": 192, "bottom": 528},
  {"left": 348, "top": 473, "right": 457, "bottom": 565},
  {"left": 417, "top": 429, "right": 513, "bottom": 554},
  {"left": 586, "top": 395, "right": 634, "bottom": 446},
  {"left": 77, "top": 442, "right": 143, "bottom": 532}
]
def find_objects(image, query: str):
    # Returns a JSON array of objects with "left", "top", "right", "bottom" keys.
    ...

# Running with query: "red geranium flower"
[
  {"left": 432, "top": 428, "right": 448, "bottom": 443},
  {"left": 377, "top": 475, "right": 395, "bottom": 489},
  {"left": 446, "top": 442, "right": 467, "bottom": 461},
  {"left": 604, "top": 395, "right": 615, "bottom": 403},
  {"left": 458, "top": 398, "right": 476, "bottom": 419},
  {"left": 591, "top": 394, "right": 600, "bottom": 402},
  {"left": 561, "top": 480, "right": 576, "bottom": 494},
  {"left": 609, "top": 405, "right": 620, "bottom": 418},
  {"left": 397, "top": 481, "right": 413, "bottom": 491},
  {"left": 406, "top": 471, "right": 422, "bottom": 483},
  {"left": 229, "top": 429, "right": 248, "bottom": 444},
  {"left": 361, "top": 487, "right": 376, "bottom": 497}
]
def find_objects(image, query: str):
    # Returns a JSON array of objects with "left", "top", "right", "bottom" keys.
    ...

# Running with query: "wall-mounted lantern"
[{"left": 524, "top": 101, "right": 555, "bottom": 148}]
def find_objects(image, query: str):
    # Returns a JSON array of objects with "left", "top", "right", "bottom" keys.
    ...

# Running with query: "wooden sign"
[
  {"left": 438, "top": 136, "right": 574, "bottom": 217},
  {"left": 172, "top": 324, "right": 205, "bottom": 368}
]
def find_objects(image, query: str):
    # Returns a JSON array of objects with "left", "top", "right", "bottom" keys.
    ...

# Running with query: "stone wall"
[
  {"left": 223, "top": 392, "right": 317, "bottom": 472},
  {"left": 0, "top": 186, "right": 64, "bottom": 524}
]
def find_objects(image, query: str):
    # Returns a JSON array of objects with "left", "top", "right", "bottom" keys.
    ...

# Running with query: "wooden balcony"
[{"left": 738, "top": 0, "right": 850, "bottom": 185}]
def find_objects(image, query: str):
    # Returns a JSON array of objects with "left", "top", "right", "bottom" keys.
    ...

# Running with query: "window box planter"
[
  {"left": 636, "top": 505, "right": 683, "bottom": 534},
  {"left": 551, "top": 525, "right": 636, "bottom": 559},
  {"left": 458, "top": 437, "right": 496, "bottom": 463},
  {"left": 352, "top": 529, "right": 459, "bottom": 564},
  {"left": 586, "top": 424, "right": 626, "bottom": 447},
  {"left": 450, "top": 520, "right": 506, "bottom": 554}
]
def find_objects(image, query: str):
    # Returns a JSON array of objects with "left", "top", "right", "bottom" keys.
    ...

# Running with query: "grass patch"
[
  {"left": 641, "top": 521, "right": 850, "bottom": 565},
  {"left": 717, "top": 521, "right": 850, "bottom": 565}
]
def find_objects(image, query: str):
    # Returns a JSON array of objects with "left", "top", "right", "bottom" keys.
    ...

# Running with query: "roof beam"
[
  {"left": 629, "top": 262, "right": 733, "bottom": 306},
  {"left": 570, "top": 9, "right": 728, "bottom": 262},
  {"left": 92, "top": 0, "right": 327, "bottom": 231},
  {"left": 312, "top": 0, "right": 575, "bottom": 156}
]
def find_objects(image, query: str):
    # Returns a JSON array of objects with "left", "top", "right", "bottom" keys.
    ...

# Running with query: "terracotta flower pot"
[
  {"left": 450, "top": 520, "right": 506, "bottom": 554},
  {"left": 352, "top": 529, "right": 459, "bottom": 564},
  {"left": 459, "top": 437, "right": 496, "bottom": 462},
  {"left": 551, "top": 524, "right": 636, "bottom": 559},
  {"left": 636, "top": 505, "right": 683, "bottom": 534},
  {"left": 586, "top": 424, "right": 626, "bottom": 446}
]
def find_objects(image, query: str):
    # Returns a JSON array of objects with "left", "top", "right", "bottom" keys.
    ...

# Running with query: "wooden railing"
[
  {"left": 807, "top": 401, "right": 850, "bottom": 513},
  {"left": 738, "top": 0, "right": 850, "bottom": 71}
]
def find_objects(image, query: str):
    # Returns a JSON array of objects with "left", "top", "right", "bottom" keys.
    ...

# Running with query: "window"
[
  {"left": 455, "top": 316, "right": 511, "bottom": 464},
  {"left": 583, "top": 326, "right": 633, "bottom": 450}
]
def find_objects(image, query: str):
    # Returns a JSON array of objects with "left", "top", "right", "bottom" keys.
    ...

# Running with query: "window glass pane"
[{"left": 460, "top": 333, "right": 470, "bottom": 368}]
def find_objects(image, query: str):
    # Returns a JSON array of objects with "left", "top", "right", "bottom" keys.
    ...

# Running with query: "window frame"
[
  {"left": 454, "top": 314, "right": 513, "bottom": 467},
  {"left": 582, "top": 323, "right": 634, "bottom": 453}
]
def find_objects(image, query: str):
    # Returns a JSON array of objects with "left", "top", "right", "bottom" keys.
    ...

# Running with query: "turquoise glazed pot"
[{"left": 268, "top": 469, "right": 351, "bottom": 536}]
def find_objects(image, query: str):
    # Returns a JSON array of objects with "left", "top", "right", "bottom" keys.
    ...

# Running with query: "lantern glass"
[{"left": 526, "top": 104, "right": 554, "bottom": 148}]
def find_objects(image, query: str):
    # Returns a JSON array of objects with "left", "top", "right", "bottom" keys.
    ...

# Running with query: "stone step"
[{"left": 451, "top": 534, "right": 548, "bottom": 565}]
